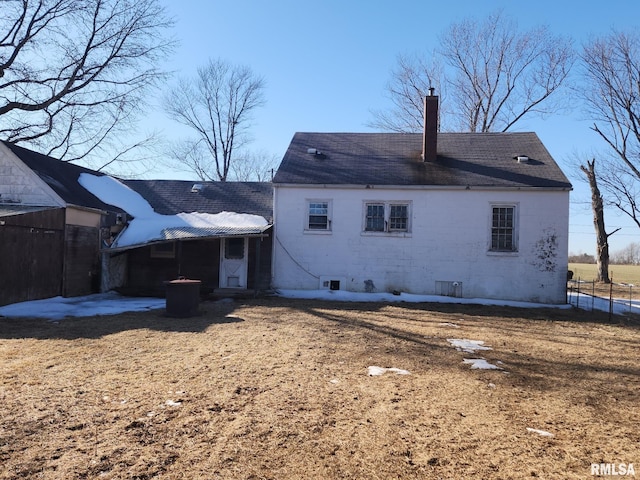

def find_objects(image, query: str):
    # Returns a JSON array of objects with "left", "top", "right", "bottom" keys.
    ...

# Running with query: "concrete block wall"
[{"left": 273, "top": 186, "right": 569, "bottom": 304}]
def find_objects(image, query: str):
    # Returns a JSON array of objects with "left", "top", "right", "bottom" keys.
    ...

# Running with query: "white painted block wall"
[{"left": 272, "top": 186, "right": 570, "bottom": 304}]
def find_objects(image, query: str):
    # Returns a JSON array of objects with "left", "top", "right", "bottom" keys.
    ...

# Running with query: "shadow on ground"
[{"left": 0, "top": 300, "right": 242, "bottom": 340}]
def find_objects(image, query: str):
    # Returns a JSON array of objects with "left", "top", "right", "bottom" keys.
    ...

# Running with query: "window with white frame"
[
  {"left": 364, "top": 202, "right": 410, "bottom": 233},
  {"left": 306, "top": 200, "right": 331, "bottom": 231},
  {"left": 490, "top": 205, "right": 517, "bottom": 251}
]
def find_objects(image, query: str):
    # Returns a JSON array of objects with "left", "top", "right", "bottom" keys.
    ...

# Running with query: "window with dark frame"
[
  {"left": 364, "top": 202, "right": 410, "bottom": 233},
  {"left": 365, "top": 204, "right": 385, "bottom": 231},
  {"left": 491, "top": 206, "right": 516, "bottom": 251},
  {"left": 225, "top": 237, "right": 245, "bottom": 259}
]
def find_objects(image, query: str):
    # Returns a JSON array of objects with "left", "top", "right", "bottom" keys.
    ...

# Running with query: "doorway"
[{"left": 219, "top": 237, "right": 248, "bottom": 288}]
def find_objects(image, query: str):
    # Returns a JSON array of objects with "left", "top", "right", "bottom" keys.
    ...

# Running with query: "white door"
[{"left": 219, "top": 237, "right": 248, "bottom": 288}]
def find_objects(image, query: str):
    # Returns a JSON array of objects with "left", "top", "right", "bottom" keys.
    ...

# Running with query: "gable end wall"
[{"left": 0, "top": 143, "right": 64, "bottom": 207}]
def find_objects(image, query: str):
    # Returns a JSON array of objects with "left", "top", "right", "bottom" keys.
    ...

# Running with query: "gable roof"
[
  {"left": 123, "top": 180, "right": 273, "bottom": 221},
  {"left": 273, "top": 132, "right": 572, "bottom": 189},
  {"left": 3, "top": 141, "right": 121, "bottom": 212}
]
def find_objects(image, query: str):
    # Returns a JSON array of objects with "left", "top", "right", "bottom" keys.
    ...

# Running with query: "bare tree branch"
[
  {"left": 0, "top": 0, "right": 175, "bottom": 170},
  {"left": 369, "top": 54, "right": 443, "bottom": 132},
  {"left": 229, "top": 150, "right": 279, "bottom": 182},
  {"left": 164, "top": 58, "right": 266, "bottom": 181},
  {"left": 581, "top": 29, "right": 640, "bottom": 229},
  {"left": 371, "top": 10, "right": 574, "bottom": 133}
]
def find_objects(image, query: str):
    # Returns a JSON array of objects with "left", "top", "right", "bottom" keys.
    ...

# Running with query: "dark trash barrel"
[{"left": 164, "top": 279, "right": 201, "bottom": 317}]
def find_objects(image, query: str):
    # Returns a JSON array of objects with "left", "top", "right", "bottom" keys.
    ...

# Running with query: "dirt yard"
[{"left": 1, "top": 297, "right": 639, "bottom": 479}]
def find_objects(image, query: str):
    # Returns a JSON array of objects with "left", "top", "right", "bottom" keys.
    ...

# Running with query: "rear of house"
[{"left": 272, "top": 110, "right": 572, "bottom": 304}]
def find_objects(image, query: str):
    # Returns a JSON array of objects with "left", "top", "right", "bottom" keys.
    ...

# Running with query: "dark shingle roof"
[
  {"left": 3, "top": 141, "right": 120, "bottom": 211},
  {"left": 4, "top": 142, "right": 273, "bottom": 219},
  {"left": 123, "top": 180, "right": 273, "bottom": 221},
  {"left": 273, "top": 132, "right": 572, "bottom": 189}
]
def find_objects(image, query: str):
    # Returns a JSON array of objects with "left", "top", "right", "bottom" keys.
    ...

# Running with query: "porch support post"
[{"left": 254, "top": 237, "right": 261, "bottom": 297}]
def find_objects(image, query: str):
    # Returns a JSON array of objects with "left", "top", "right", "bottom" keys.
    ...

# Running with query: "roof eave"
[{"left": 273, "top": 183, "right": 572, "bottom": 191}]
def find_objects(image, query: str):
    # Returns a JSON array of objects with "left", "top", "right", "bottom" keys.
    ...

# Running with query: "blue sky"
[{"left": 150, "top": 0, "right": 640, "bottom": 256}]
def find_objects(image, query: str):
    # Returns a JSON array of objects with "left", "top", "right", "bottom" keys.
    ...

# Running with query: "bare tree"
[
  {"left": 580, "top": 159, "right": 621, "bottom": 283},
  {"left": 0, "top": 0, "right": 175, "bottom": 169},
  {"left": 164, "top": 58, "right": 266, "bottom": 181},
  {"left": 163, "top": 139, "right": 215, "bottom": 182},
  {"left": 580, "top": 30, "right": 640, "bottom": 228},
  {"left": 229, "top": 150, "right": 279, "bottom": 182},
  {"left": 371, "top": 11, "right": 573, "bottom": 133},
  {"left": 611, "top": 242, "right": 640, "bottom": 265},
  {"left": 370, "top": 54, "right": 444, "bottom": 132},
  {"left": 613, "top": 242, "right": 640, "bottom": 265}
]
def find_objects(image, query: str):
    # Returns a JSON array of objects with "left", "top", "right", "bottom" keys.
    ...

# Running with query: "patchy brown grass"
[{"left": 0, "top": 298, "right": 639, "bottom": 479}]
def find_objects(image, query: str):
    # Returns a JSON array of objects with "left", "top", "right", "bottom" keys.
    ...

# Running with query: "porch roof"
[{"left": 105, "top": 224, "right": 272, "bottom": 253}]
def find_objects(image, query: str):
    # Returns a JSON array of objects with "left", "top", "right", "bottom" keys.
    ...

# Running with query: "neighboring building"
[
  {"left": 272, "top": 95, "right": 572, "bottom": 304},
  {"left": 0, "top": 141, "right": 273, "bottom": 306},
  {"left": 0, "top": 142, "right": 122, "bottom": 306}
]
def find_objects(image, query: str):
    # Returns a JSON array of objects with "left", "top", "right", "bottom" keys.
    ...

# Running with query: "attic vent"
[
  {"left": 191, "top": 183, "right": 204, "bottom": 193},
  {"left": 515, "top": 155, "right": 530, "bottom": 164},
  {"left": 307, "top": 148, "right": 322, "bottom": 155}
]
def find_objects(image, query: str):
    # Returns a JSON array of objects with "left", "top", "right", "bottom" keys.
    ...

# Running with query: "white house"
[{"left": 272, "top": 95, "right": 572, "bottom": 304}]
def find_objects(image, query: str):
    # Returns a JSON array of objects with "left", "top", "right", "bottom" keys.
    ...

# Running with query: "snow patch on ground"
[
  {"left": 278, "top": 289, "right": 570, "bottom": 309},
  {"left": 367, "top": 366, "right": 411, "bottom": 376},
  {"left": 447, "top": 339, "right": 493, "bottom": 353},
  {"left": 463, "top": 358, "right": 503, "bottom": 370},
  {"left": 527, "top": 427, "right": 554, "bottom": 437},
  {"left": 448, "top": 339, "right": 506, "bottom": 371},
  {"left": 0, "top": 291, "right": 165, "bottom": 320}
]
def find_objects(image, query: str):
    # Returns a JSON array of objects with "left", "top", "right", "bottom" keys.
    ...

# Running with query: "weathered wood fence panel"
[
  {"left": 63, "top": 225, "right": 100, "bottom": 297},
  {"left": 0, "top": 209, "right": 65, "bottom": 306}
]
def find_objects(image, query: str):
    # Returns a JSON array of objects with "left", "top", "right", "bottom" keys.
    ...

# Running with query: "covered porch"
[{"left": 102, "top": 226, "right": 272, "bottom": 299}]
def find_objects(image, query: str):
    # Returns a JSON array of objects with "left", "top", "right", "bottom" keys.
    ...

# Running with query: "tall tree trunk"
[{"left": 580, "top": 159, "right": 618, "bottom": 283}]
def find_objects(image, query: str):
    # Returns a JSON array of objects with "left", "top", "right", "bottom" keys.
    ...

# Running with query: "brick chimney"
[{"left": 422, "top": 88, "right": 438, "bottom": 162}]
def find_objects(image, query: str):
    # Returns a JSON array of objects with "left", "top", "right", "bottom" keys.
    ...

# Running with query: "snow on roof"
[{"left": 78, "top": 173, "right": 269, "bottom": 249}]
